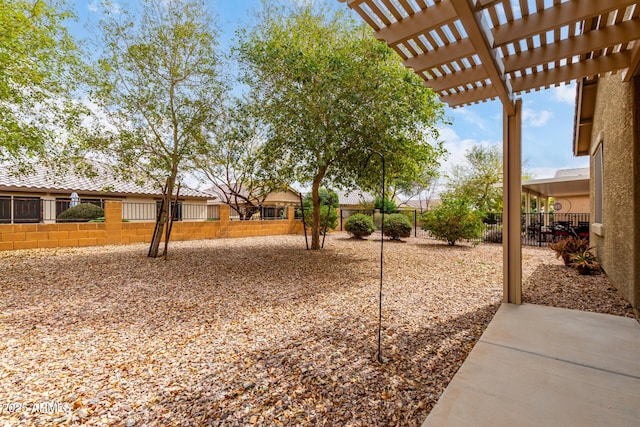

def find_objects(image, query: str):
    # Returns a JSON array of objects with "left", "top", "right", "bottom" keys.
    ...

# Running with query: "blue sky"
[{"left": 68, "top": 0, "right": 588, "bottom": 181}]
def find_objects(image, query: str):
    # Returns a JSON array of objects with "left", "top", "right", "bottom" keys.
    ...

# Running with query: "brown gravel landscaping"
[{"left": 0, "top": 233, "right": 634, "bottom": 426}]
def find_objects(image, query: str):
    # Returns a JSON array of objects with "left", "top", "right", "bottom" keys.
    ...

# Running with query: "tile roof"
[
  {"left": 0, "top": 162, "right": 212, "bottom": 199},
  {"left": 334, "top": 189, "right": 376, "bottom": 206}
]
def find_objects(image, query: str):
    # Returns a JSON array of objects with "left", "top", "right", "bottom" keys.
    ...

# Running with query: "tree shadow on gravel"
[
  {"left": 152, "top": 302, "right": 501, "bottom": 427},
  {"left": 0, "top": 243, "right": 380, "bottom": 335}
]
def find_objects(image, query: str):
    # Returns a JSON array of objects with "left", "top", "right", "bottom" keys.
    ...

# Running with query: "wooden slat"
[
  {"left": 375, "top": 0, "right": 457, "bottom": 45},
  {"left": 513, "top": 51, "right": 631, "bottom": 93},
  {"left": 493, "top": 0, "right": 638, "bottom": 47},
  {"left": 441, "top": 84, "right": 498, "bottom": 107},
  {"left": 426, "top": 66, "right": 489, "bottom": 91},
  {"left": 450, "top": 0, "right": 515, "bottom": 113},
  {"left": 504, "top": 19, "right": 640, "bottom": 72},
  {"left": 403, "top": 38, "right": 475, "bottom": 72}
]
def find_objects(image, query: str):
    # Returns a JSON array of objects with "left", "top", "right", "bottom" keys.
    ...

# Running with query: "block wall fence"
[{"left": 0, "top": 202, "right": 305, "bottom": 252}]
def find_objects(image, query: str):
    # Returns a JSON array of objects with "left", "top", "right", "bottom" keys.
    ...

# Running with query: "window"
[
  {"left": 594, "top": 143, "right": 603, "bottom": 223},
  {"left": 13, "top": 197, "right": 42, "bottom": 223},
  {"left": 0, "top": 197, "right": 10, "bottom": 223}
]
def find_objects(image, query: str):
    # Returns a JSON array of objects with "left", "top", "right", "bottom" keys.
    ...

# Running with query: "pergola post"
[{"left": 503, "top": 99, "right": 522, "bottom": 304}]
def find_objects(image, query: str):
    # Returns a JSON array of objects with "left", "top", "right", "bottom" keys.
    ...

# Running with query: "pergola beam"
[
  {"left": 441, "top": 84, "right": 497, "bottom": 108},
  {"left": 374, "top": 0, "right": 457, "bottom": 46},
  {"left": 427, "top": 66, "right": 488, "bottom": 92},
  {"left": 450, "top": 0, "right": 515, "bottom": 114},
  {"left": 622, "top": 41, "right": 640, "bottom": 82},
  {"left": 403, "top": 38, "right": 476, "bottom": 73},
  {"left": 513, "top": 51, "right": 631, "bottom": 93},
  {"left": 504, "top": 19, "right": 640, "bottom": 73},
  {"left": 493, "top": 0, "right": 637, "bottom": 47}
]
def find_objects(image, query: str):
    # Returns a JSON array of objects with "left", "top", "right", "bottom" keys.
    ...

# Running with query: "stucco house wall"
[
  {"left": 587, "top": 74, "right": 639, "bottom": 312},
  {"left": 552, "top": 195, "right": 589, "bottom": 214}
]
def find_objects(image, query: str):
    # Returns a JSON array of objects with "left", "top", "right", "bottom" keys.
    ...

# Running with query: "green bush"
[
  {"left": 383, "top": 213, "right": 412, "bottom": 240},
  {"left": 421, "top": 197, "right": 483, "bottom": 245},
  {"left": 374, "top": 196, "right": 397, "bottom": 214},
  {"left": 57, "top": 203, "right": 104, "bottom": 222},
  {"left": 344, "top": 213, "right": 375, "bottom": 239}
]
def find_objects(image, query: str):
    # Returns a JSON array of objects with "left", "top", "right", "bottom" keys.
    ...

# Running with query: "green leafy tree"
[
  {"left": 88, "top": 0, "right": 223, "bottom": 257},
  {"left": 1, "top": 0, "right": 86, "bottom": 170},
  {"left": 301, "top": 188, "right": 339, "bottom": 231},
  {"left": 421, "top": 197, "right": 483, "bottom": 246},
  {"left": 446, "top": 145, "right": 503, "bottom": 217},
  {"left": 195, "top": 99, "right": 285, "bottom": 220},
  {"left": 237, "top": 2, "right": 445, "bottom": 249}
]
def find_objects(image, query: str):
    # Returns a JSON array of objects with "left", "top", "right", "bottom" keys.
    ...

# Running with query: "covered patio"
[{"left": 339, "top": 0, "right": 640, "bottom": 424}]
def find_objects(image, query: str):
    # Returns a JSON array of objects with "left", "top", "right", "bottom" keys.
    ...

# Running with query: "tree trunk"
[
  {"left": 149, "top": 176, "right": 175, "bottom": 257},
  {"left": 310, "top": 178, "right": 321, "bottom": 250}
]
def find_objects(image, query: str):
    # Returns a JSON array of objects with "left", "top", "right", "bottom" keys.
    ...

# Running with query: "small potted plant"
[
  {"left": 549, "top": 237, "right": 589, "bottom": 266},
  {"left": 571, "top": 249, "right": 600, "bottom": 275}
]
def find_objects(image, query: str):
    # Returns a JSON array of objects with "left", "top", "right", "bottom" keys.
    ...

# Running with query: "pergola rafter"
[
  {"left": 342, "top": 0, "right": 640, "bottom": 108},
  {"left": 340, "top": 0, "right": 640, "bottom": 305}
]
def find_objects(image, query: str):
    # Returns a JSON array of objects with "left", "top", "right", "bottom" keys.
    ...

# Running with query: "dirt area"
[{"left": 0, "top": 233, "right": 633, "bottom": 426}]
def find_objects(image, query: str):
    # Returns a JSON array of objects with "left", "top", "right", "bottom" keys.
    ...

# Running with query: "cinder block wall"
[{"left": 0, "top": 202, "right": 304, "bottom": 251}]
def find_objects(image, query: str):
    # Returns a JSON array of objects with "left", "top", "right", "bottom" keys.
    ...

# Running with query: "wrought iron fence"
[
  {"left": 121, "top": 202, "right": 219, "bottom": 222},
  {"left": 338, "top": 208, "right": 590, "bottom": 246},
  {"left": 229, "top": 205, "right": 289, "bottom": 221},
  {"left": 0, "top": 197, "right": 107, "bottom": 224}
]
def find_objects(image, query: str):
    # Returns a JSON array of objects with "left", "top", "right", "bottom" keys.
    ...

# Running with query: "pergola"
[{"left": 339, "top": 0, "right": 640, "bottom": 304}]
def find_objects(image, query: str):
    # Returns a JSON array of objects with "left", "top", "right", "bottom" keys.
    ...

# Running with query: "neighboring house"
[
  {"left": 206, "top": 184, "right": 300, "bottom": 220},
  {"left": 522, "top": 168, "right": 590, "bottom": 214},
  {"left": 0, "top": 163, "right": 213, "bottom": 223},
  {"left": 334, "top": 189, "right": 376, "bottom": 211},
  {"left": 573, "top": 73, "right": 640, "bottom": 316},
  {"left": 401, "top": 198, "right": 441, "bottom": 214}
]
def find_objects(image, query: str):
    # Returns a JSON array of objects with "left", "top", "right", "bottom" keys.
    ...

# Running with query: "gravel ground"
[{"left": 0, "top": 233, "right": 633, "bottom": 426}]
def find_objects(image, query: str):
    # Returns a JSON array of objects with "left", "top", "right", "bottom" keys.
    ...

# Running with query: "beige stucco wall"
[
  {"left": 553, "top": 195, "right": 589, "bottom": 213},
  {"left": 264, "top": 191, "right": 300, "bottom": 205},
  {"left": 588, "top": 74, "right": 639, "bottom": 312}
]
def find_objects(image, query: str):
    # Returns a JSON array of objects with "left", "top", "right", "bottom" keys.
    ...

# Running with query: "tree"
[
  {"left": 88, "top": 0, "right": 223, "bottom": 257},
  {"left": 421, "top": 197, "right": 483, "bottom": 245},
  {"left": 237, "top": 2, "right": 445, "bottom": 249},
  {"left": 194, "top": 100, "right": 284, "bottom": 220},
  {"left": 0, "top": 0, "right": 86, "bottom": 170},
  {"left": 301, "top": 188, "right": 339, "bottom": 232},
  {"left": 446, "top": 145, "right": 503, "bottom": 217}
]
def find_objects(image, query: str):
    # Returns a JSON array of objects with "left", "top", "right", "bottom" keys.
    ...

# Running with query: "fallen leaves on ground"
[{"left": 0, "top": 233, "right": 632, "bottom": 426}]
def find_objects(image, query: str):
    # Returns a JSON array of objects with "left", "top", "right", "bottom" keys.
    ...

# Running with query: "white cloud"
[
  {"left": 451, "top": 106, "right": 488, "bottom": 130},
  {"left": 522, "top": 108, "right": 553, "bottom": 127},
  {"left": 553, "top": 83, "right": 577, "bottom": 104},
  {"left": 436, "top": 127, "right": 500, "bottom": 177},
  {"left": 88, "top": 1, "right": 99, "bottom": 13}
]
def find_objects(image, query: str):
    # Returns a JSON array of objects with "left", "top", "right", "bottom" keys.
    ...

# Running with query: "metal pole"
[{"left": 377, "top": 153, "right": 385, "bottom": 363}]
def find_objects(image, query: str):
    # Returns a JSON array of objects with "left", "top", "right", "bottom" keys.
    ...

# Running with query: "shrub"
[
  {"left": 549, "top": 237, "right": 589, "bottom": 266},
  {"left": 57, "top": 203, "right": 104, "bottom": 222},
  {"left": 383, "top": 213, "right": 412, "bottom": 240},
  {"left": 421, "top": 197, "right": 483, "bottom": 245},
  {"left": 344, "top": 213, "right": 375, "bottom": 239},
  {"left": 374, "top": 196, "right": 397, "bottom": 214}
]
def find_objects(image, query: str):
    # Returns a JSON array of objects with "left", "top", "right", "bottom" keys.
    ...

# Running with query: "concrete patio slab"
[{"left": 422, "top": 303, "right": 640, "bottom": 427}]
